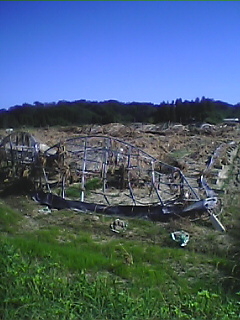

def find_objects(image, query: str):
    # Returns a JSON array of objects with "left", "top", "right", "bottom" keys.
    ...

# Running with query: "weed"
[
  {"left": 85, "top": 177, "right": 102, "bottom": 191},
  {"left": 1, "top": 238, "right": 239, "bottom": 320},
  {"left": 65, "top": 185, "right": 81, "bottom": 199},
  {"left": 0, "top": 202, "right": 22, "bottom": 233}
]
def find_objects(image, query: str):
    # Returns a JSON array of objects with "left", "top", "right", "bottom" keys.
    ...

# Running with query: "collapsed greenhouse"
[{"left": 0, "top": 131, "right": 226, "bottom": 231}]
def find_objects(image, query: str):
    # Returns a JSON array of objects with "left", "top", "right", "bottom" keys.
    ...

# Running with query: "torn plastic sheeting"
[
  {"left": 32, "top": 190, "right": 217, "bottom": 222},
  {"left": 38, "top": 206, "right": 51, "bottom": 214},
  {"left": 171, "top": 230, "right": 190, "bottom": 247}
]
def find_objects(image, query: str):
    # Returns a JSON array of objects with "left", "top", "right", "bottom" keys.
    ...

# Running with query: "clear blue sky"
[{"left": 0, "top": 1, "right": 239, "bottom": 109}]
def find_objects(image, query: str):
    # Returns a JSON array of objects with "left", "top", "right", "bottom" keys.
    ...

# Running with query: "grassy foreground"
[{"left": 0, "top": 191, "right": 240, "bottom": 319}]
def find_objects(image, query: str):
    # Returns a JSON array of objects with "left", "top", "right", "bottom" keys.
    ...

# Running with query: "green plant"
[
  {"left": 65, "top": 185, "right": 81, "bottom": 198},
  {"left": 85, "top": 177, "right": 102, "bottom": 191},
  {"left": 0, "top": 202, "right": 22, "bottom": 233},
  {"left": 1, "top": 239, "right": 239, "bottom": 320}
]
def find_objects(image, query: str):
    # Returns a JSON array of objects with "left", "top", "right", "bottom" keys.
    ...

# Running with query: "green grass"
[
  {"left": 65, "top": 185, "right": 81, "bottom": 198},
  {"left": 0, "top": 202, "right": 22, "bottom": 234},
  {"left": 0, "top": 192, "right": 240, "bottom": 319},
  {"left": 85, "top": 177, "right": 102, "bottom": 191},
  {"left": 1, "top": 238, "right": 239, "bottom": 320},
  {"left": 62, "top": 178, "right": 102, "bottom": 199}
]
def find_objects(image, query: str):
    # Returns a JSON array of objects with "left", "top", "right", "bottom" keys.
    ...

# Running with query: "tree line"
[{"left": 0, "top": 97, "right": 239, "bottom": 128}]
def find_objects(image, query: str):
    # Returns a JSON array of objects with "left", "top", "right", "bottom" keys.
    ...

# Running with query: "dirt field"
[{"left": 1, "top": 122, "right": 239, "bottom": 187}]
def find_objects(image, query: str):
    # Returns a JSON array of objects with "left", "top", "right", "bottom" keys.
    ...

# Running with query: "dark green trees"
[{"left": 0, "top": 98, "right": 239, "bottom": 128}]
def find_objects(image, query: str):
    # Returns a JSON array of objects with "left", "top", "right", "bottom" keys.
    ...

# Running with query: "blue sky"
[{"left": 0, "top": 1, "right": 239, "bottom": 109}]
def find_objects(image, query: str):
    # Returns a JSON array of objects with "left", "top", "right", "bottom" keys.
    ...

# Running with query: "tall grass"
[
  {"left": 0, "top": 202, "right": 22, "bottom": 233},
  {"left": 1, "top": 239, "right": 239, "bottom": 320}
]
